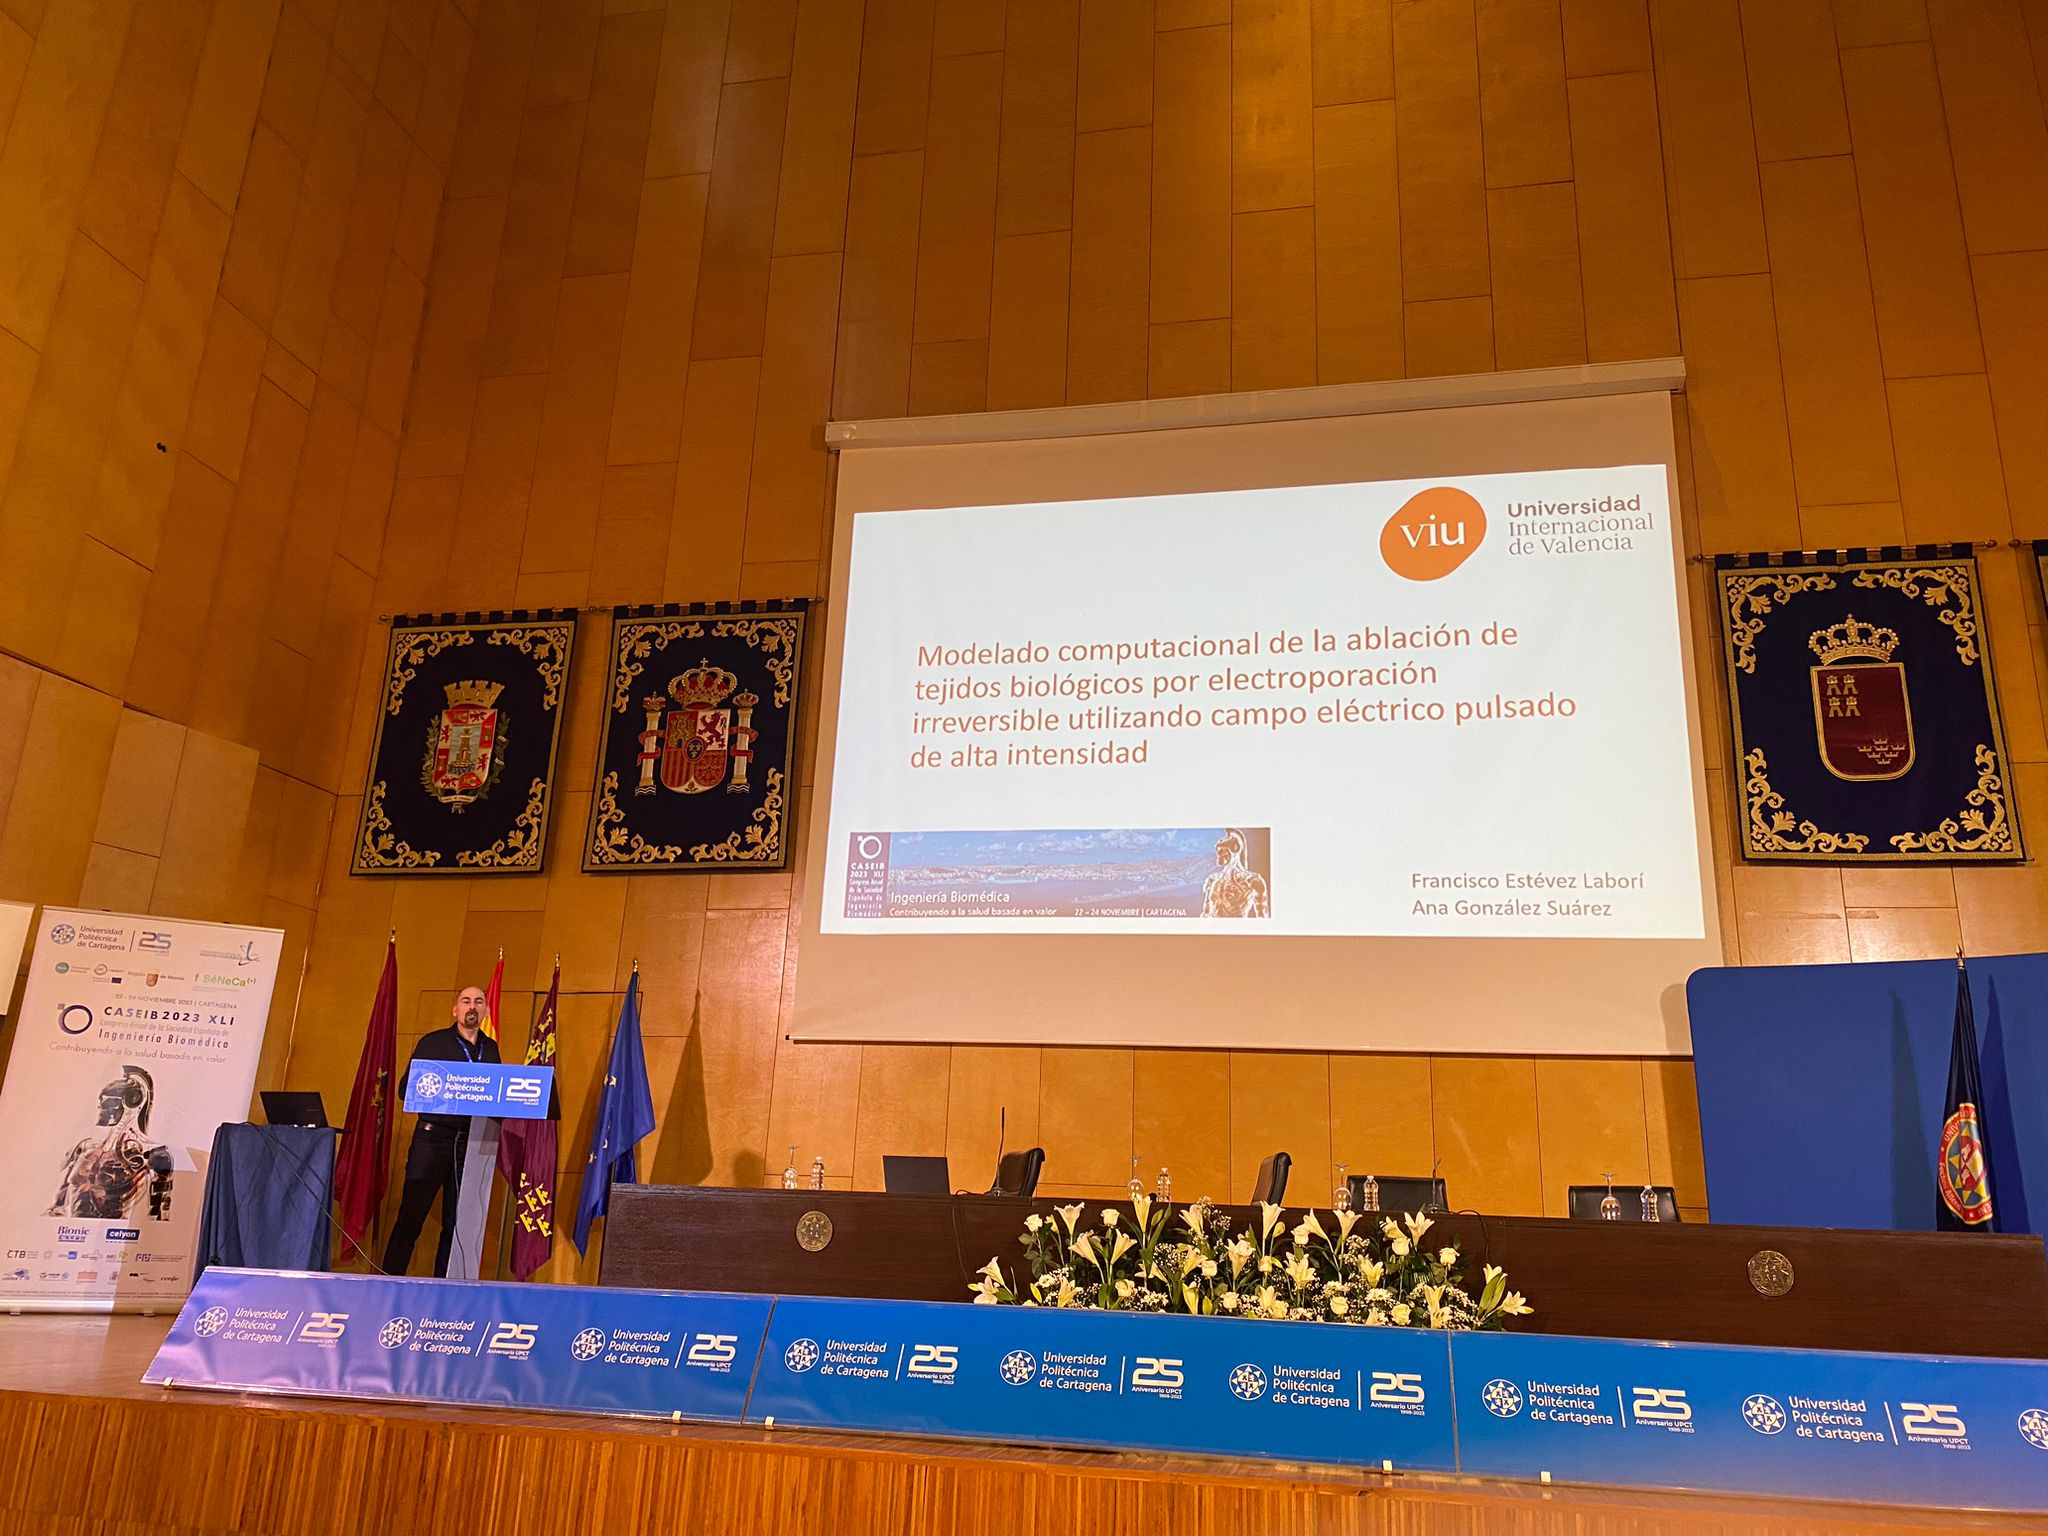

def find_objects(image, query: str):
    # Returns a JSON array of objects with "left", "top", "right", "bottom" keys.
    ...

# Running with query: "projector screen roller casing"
[{"left": 796, "top": 389, "right": 1725, "bottom": 1056}]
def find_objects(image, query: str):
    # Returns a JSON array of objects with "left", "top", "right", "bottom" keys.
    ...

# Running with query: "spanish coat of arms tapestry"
[
  {"left": 584, "top": 600, "right": 809, "bottom": 873},
  {"left": 351, "top": 611, "right": 577, "bottom": 874},
  {"left": 1715, "top": 548, "right": 2022, "bottom": 863}
]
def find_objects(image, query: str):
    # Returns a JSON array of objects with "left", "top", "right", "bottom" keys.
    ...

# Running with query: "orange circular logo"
[{"left": 1381, "top": 487, "right": 1487, "bottom": 581}]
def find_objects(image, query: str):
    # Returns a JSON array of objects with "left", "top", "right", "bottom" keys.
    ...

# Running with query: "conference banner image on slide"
[
  {"left": 0, "top": 910, "right": 279, "bottom": 1312},
  {"left": 820, "top": 466, "right": 1710, "bottom": 942}
]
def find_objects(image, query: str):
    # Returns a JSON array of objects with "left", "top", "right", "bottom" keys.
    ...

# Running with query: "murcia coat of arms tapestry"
[
  {"left": 585, "top": 600, "right": 809, "bottom": 873},
  {"left": 351, "top": 611, "right": 577, "bottom": 874},
  {"left": 1715, "top": 548, "right": 2022, "bottom": 863}
]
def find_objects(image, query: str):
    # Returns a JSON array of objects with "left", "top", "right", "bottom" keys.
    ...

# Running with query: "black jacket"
[{"left": 407, "top": 1025, "right": 502, "bottom": 1139}]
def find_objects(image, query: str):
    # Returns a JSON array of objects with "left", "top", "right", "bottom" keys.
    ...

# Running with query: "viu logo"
[
  {"left": 905, "top": 1344, "right": 958, "bottom": 1379},
  {"left": 1369, "top": 1371, "right": 1426, "bottom": 1410},
  {"left": 487, "top": 1322, "right": 539, "bottom": 1356},
  {"left": 1899, "top": 1402, "right": 1968, "bottom": 1440},
  {"left": 298, "top": 1313, "right": 349, "bottom": 1344},
  {"left": 1380, "top": 487, "right": 1488, "bottom": 581},
  {"left": 686, "top": 1333, "right": 738, "bottom": 1369},
  {"left": 136, "top": 931, "right": 172, "bottom": 953},
  {"left": 1632, "top": 1387, "right": 1694, "bottom": 1425},
  {"left": 1129, "top": 1357, "right": 1185, "bottom": 1395}
]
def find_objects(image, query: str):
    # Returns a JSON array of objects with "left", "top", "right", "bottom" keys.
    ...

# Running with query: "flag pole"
[{"left": 375, "top": 927, "right": 395, "bottom": 1257}]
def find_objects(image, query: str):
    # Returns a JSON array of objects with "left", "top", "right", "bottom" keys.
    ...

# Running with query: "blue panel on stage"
[
  {"left": 144, "top": 1267, "right": 770, "bottom": 1421},
  {"left": 145, "top": 1273, "right": 2048, "bottom": 1510},
  {"left": 1452, "top": 1331, "right": 2048, "bottom": 1512},
  {"left": 1688, "top": 954, "right": 2047, "bottom": 1231},
  {"left": 744, "top": 1294, "right": 1460, "bottom": 1470},
  {"left": 403, "top": 1060, "right": 554, "bottom": 1118}
]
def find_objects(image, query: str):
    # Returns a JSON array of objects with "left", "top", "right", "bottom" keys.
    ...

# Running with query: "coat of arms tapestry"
[
  {"left": 584, "top": 600, "right": 809, "bottom": 873},
  {"left": 1715, "top": 548, "right": 2022, "bottom": 863},
  {"left": 351, "top": 611, "right": 577, "bottom": 875}
]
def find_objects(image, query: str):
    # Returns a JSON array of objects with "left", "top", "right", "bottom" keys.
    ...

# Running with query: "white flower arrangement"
[{"left": 970, "top": 1196, "right": 1532, "bottom": 1328}]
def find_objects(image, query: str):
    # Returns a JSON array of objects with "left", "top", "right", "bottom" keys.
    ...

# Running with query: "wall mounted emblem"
[
  {"left": 585, "top": 600, "right": 809, "bottom": 872},
  {"left": 1715, "top": 547, "right": 2021, "bottom": 862},
  {"left": 352, "top": 611, "right": 577, "bottom": 875}
]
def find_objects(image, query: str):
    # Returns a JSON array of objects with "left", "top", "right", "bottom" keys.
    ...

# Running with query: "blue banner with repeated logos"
[
  {"left": 147, "top": 1271, "right": 2048, "bottom": 1509},
  {"left": 745, "top": 1293, "right": 1457, "bottom": 1468},
  {"left": 1452, "top": 1330, "right": 2048, "bottom": 1510},
  {"left": 144, "top": 1267, "right": 770, "bottom": 1420}
]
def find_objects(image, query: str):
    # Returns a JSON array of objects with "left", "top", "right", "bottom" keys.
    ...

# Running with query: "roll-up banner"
[
  {"left": 0, "top": 901, "right": 32, "bottom": 1005},
  {"left": 0, "top": 909, "right": 281, "bottom": 1312}
]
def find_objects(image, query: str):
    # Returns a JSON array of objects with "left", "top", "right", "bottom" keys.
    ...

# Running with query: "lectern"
[{"left": 402, "top": 1060, "right": 554, "bottom": 1281}]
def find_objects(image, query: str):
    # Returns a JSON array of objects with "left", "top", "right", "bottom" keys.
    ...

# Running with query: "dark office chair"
[
  {"left": 1349, "top": 1174, "right": 1448, "bottom": 1213},
  {"left": 1249, "top": 1151, "right": 1291, "bottom": 1204},
  {"left": 992, "top": 1147, "right": 1045, "bottom": 1197},
  {"left": 1567, "top": 1184, "right": 1682, "bottom": 1222}
]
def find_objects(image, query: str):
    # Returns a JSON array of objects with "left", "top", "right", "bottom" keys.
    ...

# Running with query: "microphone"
[{"left": 987, "top": 1106, "right": 1007, "bottom": 1194}]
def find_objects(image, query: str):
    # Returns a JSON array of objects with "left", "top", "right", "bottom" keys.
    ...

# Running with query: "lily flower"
[
  {"left": 1333, "top": 1209, "right": 1360, "bottom": 1242},
  {"left": 1498, "top": 1292, "right": 1532, "bottom": 1316},
  {"left": 1483, "top": 1263, "right": 1503, "bottom": 1285},
  {"left": 1284, "top": 1253, "right": 1315, "bottom": 1289},
  {"left": 1291, "top": 1211, "right": 1328, "bottom": 1246},
  {"left": 1056, "top": 1203, "right": 1085, "bottom": 1234},
  {"left": 1380, "top": 1217, "right": 1403, "bottom": 1241},
  {"left": 1109, "top": 1230, "right": 1137, "bottom": 1266},
  {"left": 1070, "top": 1231, "right": 1098, "bottom": 1266},
  {"left": 1403, "top": 1212, "right": 1433, "bottom": 1242},
  {"left": 1259, "top": 1202, "right": 1283, "bottom": 1240},
  {"left": 1130, "top": 1193, "right": 1152, "bottom": 1228},
  {"left": 1356, "top": 1257, "right": 1384, "bottom": 1287},
  {"left": 1181, "top": 1205, "right": 1207, "bottom": 1237}
]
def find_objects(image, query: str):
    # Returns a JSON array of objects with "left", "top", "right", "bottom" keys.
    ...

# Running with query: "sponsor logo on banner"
[
  {"left": 1631, "top": 1387, "right": 1693, "bottom": 1430},
  {"left": 1129, "top": 1356, "right": 1185, "bottom": 1400},
  {"left": 686, "top": 1333, "right": 739, "bottom": 1372},
  {"left": 2017, "top": 1409, "right": 2048, "bottom": 1452},
  {"left": 998, "top": 1349, "right": 1037, "bottom": 1387},
  {"left": 1370, "top": 1371, "right": 1428, "bottom": 1416},
  {"left": 486, "top": 1322, "right": 538, "bottom": 1360},
  {"left": 379, "top": 1319, "right": 414, "bottom": 1350},
  {"left": 415, "top": 1070, "right": 445, "bottom": 1101},
  {"left": 503, "top": 1073, "right": 544, "bottom": 1110},
  {"left": 571, "top": 1327, "right": 606, "bottom": 1362},
  {"left": 107, "top": 1227, "right": 139, "bottom": 1242},
  {"left": 1898, "top": 1402, "right": 1969, "bottom": 1449},
  {"left": 1481, "top": 1379, "right": 1524, "bottom": 1418},
  {"left": 136, "top": 931, "right": 173, "bottom": 954},
  {"left": 297, "top": 1313, "right": 349, "bottom": 1346},
  {"left": 905, "top": 1344, "right": 959, "bottom": 1384},
  {"left": 48, "top": 925, "right": 76, "bottom": 945},
  {"left": 784, "top": 1338, "right": 821, "bottom": 1374},
  {"left": 1227, "top": 1363, "right": 1268, "bottom": 1402}
]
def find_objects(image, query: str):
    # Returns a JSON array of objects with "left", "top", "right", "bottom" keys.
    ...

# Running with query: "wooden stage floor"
[{"left": 2, "top": 1314, "right": 2044, "bottom": 1536}]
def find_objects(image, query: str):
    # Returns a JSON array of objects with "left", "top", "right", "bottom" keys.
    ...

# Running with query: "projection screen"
[{"left": 794, "top": 376, "right": 1724, "bottom": 1055}]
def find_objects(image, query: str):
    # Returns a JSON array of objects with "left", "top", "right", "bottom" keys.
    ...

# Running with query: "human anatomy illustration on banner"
[{"left": 0, "top": 909, "right": 279, "bottom": 1312}]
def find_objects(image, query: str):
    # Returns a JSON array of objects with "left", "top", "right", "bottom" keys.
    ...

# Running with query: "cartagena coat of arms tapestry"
[
  {"left": 351, "top": 611, "right": 577, "bottom": 875},
  {"left": 1715, "top": 548, "right": 2022, "bottom": 863},
  {"left": 585, "top": 600, "right": 809, "bottom": 873}
]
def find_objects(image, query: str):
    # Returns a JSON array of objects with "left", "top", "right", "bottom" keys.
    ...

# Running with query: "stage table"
[{"left": 599, "top": 1185, "right": 2048, "bottom": 1359}]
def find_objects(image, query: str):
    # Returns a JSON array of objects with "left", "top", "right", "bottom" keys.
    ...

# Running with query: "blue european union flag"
[{"left": 573, "top": 972, "right": 656, "bottom": 1255}]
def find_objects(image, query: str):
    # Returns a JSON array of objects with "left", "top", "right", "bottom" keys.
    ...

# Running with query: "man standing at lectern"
[{"left": 382, "top": 986, "right": 501, "bottom": 1276}]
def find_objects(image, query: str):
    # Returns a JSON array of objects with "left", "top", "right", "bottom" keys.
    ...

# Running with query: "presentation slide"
[{"left": 820, "top": 465, "right": 1707, "bottom": 944}]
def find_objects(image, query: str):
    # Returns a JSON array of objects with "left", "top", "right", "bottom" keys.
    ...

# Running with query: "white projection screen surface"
[{"left": 795, "top": 388, "right": 1724, "bottom": 1055}]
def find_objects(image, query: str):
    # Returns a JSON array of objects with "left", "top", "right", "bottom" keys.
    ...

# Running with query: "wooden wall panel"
[{"left": 5, "top": 0, "right": 2039, "bottom": 1275}]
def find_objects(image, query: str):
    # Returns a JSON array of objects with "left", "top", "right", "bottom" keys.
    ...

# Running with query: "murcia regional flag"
[{"left": 1936, "top": 956, "right": 1997, "bottom": 1232}]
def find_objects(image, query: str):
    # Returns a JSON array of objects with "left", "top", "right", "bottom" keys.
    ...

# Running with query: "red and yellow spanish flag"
[{"left": 479, "top": 952, "right": 503, "bottom": 1043}]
